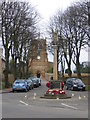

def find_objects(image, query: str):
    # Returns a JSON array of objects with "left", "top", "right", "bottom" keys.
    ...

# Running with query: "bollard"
[
  {"left": 25, "top": 95, "right": 27, "bottom": 98},
  {"left": 84, "top": 96, "right": 86, "bottom": 98},
  {"left": 72, "top": 93, "right": 74, "bottom": 97},
  {"left": 78, "top": 95, "right": 81, "bottom": 100},
  {"left": 33, "top": 93, "right": 36, "bottom": 99}
]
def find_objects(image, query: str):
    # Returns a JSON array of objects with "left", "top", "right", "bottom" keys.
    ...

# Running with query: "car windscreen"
[
  {"left": 32, "top": 79, "right": 36, "bottom": 83},
  {"left": 15, "top": 81, "right": 25, "bottom": 84},
  {"left": 73, "top": 79, "right": 82, "bottom": 84},
  {"left": 27, "top": 81, "right": 32, "bottom": 84}
]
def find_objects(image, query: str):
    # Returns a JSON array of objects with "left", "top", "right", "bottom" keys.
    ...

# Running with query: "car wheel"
[
  {"left": 27, "top": 86, "right": 29, "bottom": 91},
  {"left": 12, "top": 90, "right": 14, "bottom": 93},
  {"left": 82, "top": 88, "right": 85, "bottom": 91},
  {"left": 25, "top": 88, "right": 27, "bottom": 92},
  {"left": 71, "top": 86, "right": 74, "bottom": 91},
  {"left": 30, "top": 86, "right": 32, "bottom": 90},
  {"left": 29, "top": 86, "right": 31, "bottom": 90}
]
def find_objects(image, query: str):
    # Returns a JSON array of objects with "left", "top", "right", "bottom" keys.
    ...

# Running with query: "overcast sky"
[
  {"left": 29, "top": 0, "right": 80, "bottom": 36},
  {"left": 26, "top": 0, "right": 88, "bottom": 64},
  {"left": 0, "top": 0, "right": 88, "bottom": 70}
]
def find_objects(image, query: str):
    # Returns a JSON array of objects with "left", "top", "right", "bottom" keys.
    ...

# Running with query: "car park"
[
  {"left": 26, "top": 79, "right": 34, "bottom": 90},
  {"left": 66, "top": 78, "right": 85, "bottom": 91},
  {"left": 12, "top": 79, "right": 29, "bottom": 92}
]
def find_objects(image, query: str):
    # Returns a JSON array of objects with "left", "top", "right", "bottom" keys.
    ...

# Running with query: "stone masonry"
[{"left": 28, "top": 38, "right": 51, "bottom": 77}]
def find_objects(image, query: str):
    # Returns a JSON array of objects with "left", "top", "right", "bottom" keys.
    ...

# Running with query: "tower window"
[{"left": 37, "top": 51, "right": 40, "bottom": 60}]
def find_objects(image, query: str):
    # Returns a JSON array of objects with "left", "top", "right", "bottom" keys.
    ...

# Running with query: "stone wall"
[{"left": 45, "top": 73, "right": 53, "bottom": 81}]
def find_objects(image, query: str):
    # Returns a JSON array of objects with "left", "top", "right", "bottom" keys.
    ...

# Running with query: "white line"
[
  {"left": 61, "top": 103, "right": 78, "bottom": 110},
  {"left": 19, "top": 100, "right": 28, "bottom": 106}
]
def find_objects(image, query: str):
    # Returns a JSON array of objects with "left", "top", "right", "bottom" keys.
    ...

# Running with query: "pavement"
[
  {"left": 0, "top": 77, "right": 46, "bottom": 94},
  {"left": 0, "top": 88, "right": 12, "bottom": 94}
]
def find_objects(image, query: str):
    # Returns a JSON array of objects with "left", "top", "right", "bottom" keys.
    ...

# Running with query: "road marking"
[
  {"left": 72, "top": 93, "right": 75, "bottom": 97},
  {"left": 61, "top": 103, "right": 78, "bottom": 110},
  {"left": 33, "top": 93, "right": 36, "bottom": 99},
  {"left": 19, "top": 100, "right": 28, "bottom": 106},
  {"left": 25, "top": 95, "right": 27, "bottom": 98},
  {"left": 78, "top": 95, "right": 81, "bottom": 100},
  {"left": 56, "top": 97, "right": 59, "bottom": 100},
  {"left": 84, "top": 96, "right": 86, "bottom": 98}
]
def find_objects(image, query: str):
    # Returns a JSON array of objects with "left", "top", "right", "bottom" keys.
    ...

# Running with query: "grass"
[
  {"left": 1, "top": 82, "right": 5, "bottom": 89},
  {"left": 1, "top": 81, "right": 12, "bottom": 89},
  {"left": 85, "top": 85, "right": 90, "bottom": 91}
]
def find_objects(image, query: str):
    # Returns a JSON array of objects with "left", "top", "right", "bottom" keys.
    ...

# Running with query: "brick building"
[{"left": 28, "top": 38, "right": 53, "bottom": 77}]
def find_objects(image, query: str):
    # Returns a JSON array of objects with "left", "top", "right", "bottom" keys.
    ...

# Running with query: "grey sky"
[
  {"left": 0, "top": 0, "right": 88, "bottom": 68},
  {"left": 26, "top": 0, "right": 88, "bottom": 64}
]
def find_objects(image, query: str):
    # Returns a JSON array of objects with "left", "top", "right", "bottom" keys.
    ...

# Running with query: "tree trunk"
[
  {"left": 67, "top": 64, "right": 72, "bottom": 78},
  {"left": 22, "top": 62, "right": 25, "bottom": 79},
  {"left": 61, "top": 56, "right": 64, "bottom": 81},
  {"left": 26, "top": 61, "right": 29, "bottom": 79},
  {"left": 76, "top": 57, "right": 81, "bottom": 79},
  {"left": 18, "top": 58, "right": 21, "bottom": 78},
  {"left": 14, "top": 57, "right": 17, "bottom": 80},
  {"left": 5, "top": 49, "right": 9, "bottom": 88}
]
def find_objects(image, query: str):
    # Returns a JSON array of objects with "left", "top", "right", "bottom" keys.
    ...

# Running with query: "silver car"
[{"left": 27, "top": 79, "right": 34, "bottom": 90}]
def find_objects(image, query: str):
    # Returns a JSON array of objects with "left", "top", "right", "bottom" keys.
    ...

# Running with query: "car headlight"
[{"left": 73, "top": 84, "right": 77, "bottom": 87}]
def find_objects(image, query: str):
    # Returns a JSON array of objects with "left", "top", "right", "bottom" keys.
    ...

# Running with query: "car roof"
[
  {"left": 14, "top": 79, "right": 25, "bottom": 82},
  {"left": 27, "top": 79, "right": 32, "bottom": 82}
]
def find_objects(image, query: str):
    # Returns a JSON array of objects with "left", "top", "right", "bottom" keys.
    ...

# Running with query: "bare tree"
[
  {"left": 1, "top": 1, "right": 39, "bottom": 87},
  {"left": 47, "top": 10, "right": 73, "bottom": 78},
  {"left": 1, "top": 2, "right": 14, "bottom": 87},
  {"left": 47, "top": 1, "right": 89, "bottom": 79},
  {"left": 68, "top": 2, "right": 88, "bottom": 78}
]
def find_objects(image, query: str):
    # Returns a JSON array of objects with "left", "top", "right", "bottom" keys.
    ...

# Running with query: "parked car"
[
  {"left": 26, "top": 79, "right": 34, "bottom": 90},
  {"left": 30, "top": 77, "right": 39, "bottom": 87},
  {"left": 12, "top": 79, "right": 29, "bottom": 92},
  {"left": 37, "top": 78, "right": 41, "bottom": 86},
  {"left": 66, "top": 78, "right": 85, "bottom": 91}
]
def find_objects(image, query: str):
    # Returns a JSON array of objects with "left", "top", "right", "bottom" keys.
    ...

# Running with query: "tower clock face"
[{"left": 37, "top": 56, "right": 40, "bottom": 60}]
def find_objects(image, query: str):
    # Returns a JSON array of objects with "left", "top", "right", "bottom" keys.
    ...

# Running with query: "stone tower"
[{"left": 28, "top": 38, "right": 48, "bottom": 77}]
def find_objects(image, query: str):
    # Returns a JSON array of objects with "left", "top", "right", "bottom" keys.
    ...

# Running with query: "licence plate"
[
  {"left": 78, "top": 87, "right": 82, "bottom": 89},
  {"left": 17, "top": 88, "right": 21, "bottom": 90}
]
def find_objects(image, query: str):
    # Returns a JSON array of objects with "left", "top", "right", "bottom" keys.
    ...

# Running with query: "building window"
[{"left": 37, "top": 51, "right": 40, "bottom": 60}]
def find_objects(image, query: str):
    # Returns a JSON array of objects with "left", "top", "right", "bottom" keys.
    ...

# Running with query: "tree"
[
  {"left": 47, "top": 10, "right": 73, "bottom": 78},
  {"left": 1, "top": 2, "right": 13, "bottom": 87},
  {"left": 1, "top": 1, "right": 39, "bottom": 87},
  {"left": 47, "top": 1, "right": 89, "bottom": 79},
  {"left": 68, "top": 2, "right": 88, "bottom": 78}
]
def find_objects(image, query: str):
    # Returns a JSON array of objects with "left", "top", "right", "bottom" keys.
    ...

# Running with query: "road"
[{"left": 1, "top": 79, "right": 88, "bottom": 118}]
